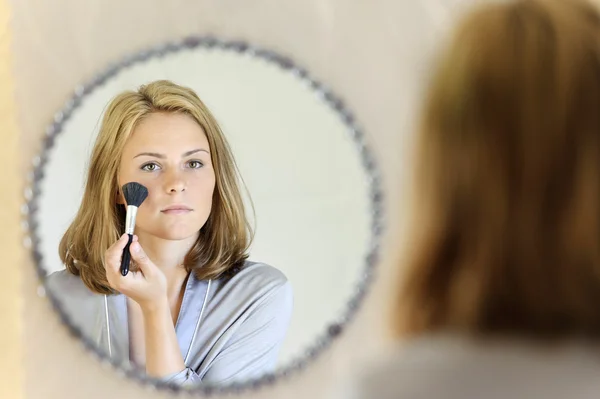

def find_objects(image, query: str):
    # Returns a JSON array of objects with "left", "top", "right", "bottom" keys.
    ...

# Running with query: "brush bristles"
[{"left": 122, "top": 182, "right": 148, "bottom": 208}]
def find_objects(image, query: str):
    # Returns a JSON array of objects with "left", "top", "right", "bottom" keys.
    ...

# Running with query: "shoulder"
[
  {"left": 43, "top": 269, "right": 102, "bottom": 323},
  {"left": 45, "top": 269, "right": 86, "bottom": 293},
  {"left": 213, "top": 261, "right": 293, "bottom": 308},
  {"left": 45, "top": 269, "right": 100, "bottom": 302},
  {"left": 231, "top": 261, "right": 289, "bottom": 287},
  {"left": 234, "top": 261, "right": 291, "bottom": 295},
  {"left": 356, "top": 335, "right": 600, "bottom": 399}
]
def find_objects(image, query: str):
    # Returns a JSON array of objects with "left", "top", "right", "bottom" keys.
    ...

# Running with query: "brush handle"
[{"left": 120, "top": 234, "right": 134, "bottom": 276}]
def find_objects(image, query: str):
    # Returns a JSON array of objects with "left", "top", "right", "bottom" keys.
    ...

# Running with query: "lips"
[{"left": 161, "top": 204, "right": 193, "bottom": 212}]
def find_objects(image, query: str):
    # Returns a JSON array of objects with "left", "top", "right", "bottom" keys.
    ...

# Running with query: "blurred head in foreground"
[{"left": 396, "top": 0, "right": 600, "bottom": 341}]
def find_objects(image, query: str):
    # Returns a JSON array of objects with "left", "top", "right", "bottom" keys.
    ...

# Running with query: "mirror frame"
[{"left": 22, "top": 35, "right": 385, "bottom": 396}]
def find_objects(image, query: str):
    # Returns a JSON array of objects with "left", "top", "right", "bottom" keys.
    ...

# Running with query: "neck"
[{"left": 135, "top": 231, "right": 198, "bottom": 297}]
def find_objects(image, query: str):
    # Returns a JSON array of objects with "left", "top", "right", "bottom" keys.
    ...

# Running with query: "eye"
[
  {"left": 141, "top": 162, "right": 160, "bottom": 172},
  {"left": 188, "top": 160, "right": 204, "bottom": 169}
]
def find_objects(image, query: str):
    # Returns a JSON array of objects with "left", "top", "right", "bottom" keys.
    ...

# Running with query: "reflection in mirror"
[{"left": 26, "top": 38, "right": 382, "bottom": 393}]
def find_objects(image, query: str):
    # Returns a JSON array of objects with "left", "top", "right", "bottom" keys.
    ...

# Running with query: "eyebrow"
[{"left": 133, "top": 149, "right": 209, "bottom": 159}]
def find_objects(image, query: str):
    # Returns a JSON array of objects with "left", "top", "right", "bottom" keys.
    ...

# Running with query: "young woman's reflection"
[
  {"left": 46, "top": 80, "right": 293, "bottom": 386},
  {"left": 359, "top": 0, "right": 600, "bottom": 397}
]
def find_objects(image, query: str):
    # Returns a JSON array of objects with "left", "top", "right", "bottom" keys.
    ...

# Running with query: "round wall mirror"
[{"left": 24, "top": 36, "right": 383, "bottom": 395}]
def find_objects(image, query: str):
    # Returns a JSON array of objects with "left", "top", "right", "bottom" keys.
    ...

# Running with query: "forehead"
[{"left": 124, "top": 112, "right": 209, "bottom": 151}]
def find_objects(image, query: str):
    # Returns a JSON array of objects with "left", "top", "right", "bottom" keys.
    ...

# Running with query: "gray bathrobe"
[{"left": 45, "top": 261, "right": 293, "bottom": 387}]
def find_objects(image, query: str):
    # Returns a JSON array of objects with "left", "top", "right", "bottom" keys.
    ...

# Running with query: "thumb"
[{"left": 129, "top": 242, "right": 155, "bottom": 275}]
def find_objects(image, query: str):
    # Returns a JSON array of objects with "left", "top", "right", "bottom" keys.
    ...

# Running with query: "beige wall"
[
  {"left": 0, "top": 0, "right": 23, "bottom": 398},
  {"left": 6, "top": 1, "right": 473, "bottom": 398}
]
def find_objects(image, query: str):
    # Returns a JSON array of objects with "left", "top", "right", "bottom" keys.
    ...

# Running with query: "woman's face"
[{"left": 117, "top": 112, "right": 216, "bottom": 242}]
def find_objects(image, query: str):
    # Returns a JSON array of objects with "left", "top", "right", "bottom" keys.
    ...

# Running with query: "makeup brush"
[{"left": 120, "top": 182, "right": 149, "bottom": 276}]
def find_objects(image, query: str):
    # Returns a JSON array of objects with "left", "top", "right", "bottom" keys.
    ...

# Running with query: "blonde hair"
[
  {"left": 59, "top": 80, "right": 253, "bottom": 294},
  {"left": 395, "top": 0, "right": 600, "bottom": 339}
]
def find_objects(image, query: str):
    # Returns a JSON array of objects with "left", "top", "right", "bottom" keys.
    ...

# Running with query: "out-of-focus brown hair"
[{"left": 396, "top": 0, "right": 600, "bottom": 339}]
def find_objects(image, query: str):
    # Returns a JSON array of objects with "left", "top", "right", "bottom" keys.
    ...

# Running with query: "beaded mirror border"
[{"left": 22, "top": 35, "right": 385, "bottom": 396}]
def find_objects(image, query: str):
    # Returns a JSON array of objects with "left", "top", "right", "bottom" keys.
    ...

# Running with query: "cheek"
[
  {"left": 192, "top": 177, "right": 216, "bottom": 214},
  {"left": 134, "top": 189, "right": 158, "bottom": 218},
  {"left": 194, "top": 171, "right": 216, "bottom": 194},
  {"left": 207, "top": 175, "right": 216, "bottom": 193},
  {"left": 204, "top": 176, "right": 217, "bottom": 202},
  {"left": 142, "top": 189, "right": 160, "bottom": 209},
  {"left": 136, "top": 179, "right": 160, "bottom": 201},
  {"left": 117, "top": 171, "right": 140, "bottom": 203}
]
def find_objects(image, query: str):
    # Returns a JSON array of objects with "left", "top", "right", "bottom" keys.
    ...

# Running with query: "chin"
[
  {"left": 137, "top": 218, "right": 207, "bottom": 242},
  {"left": 161, "top": 230, "right": 200, "bottom": 241},
  {"left": 144, "top": 226, "right": 202, "bottom": 242}
]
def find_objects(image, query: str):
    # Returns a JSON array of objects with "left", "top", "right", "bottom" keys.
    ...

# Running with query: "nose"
[{"left": 164, "top": 169, "right": 186, "bottom": 193}]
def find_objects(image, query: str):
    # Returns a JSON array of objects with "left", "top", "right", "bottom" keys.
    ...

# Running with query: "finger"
[
  {"left": 133, "top": 235, "right": 139, "bottom": 243},
  {"left": 107, "top": 234, "right": 129, "bottom": 254},
  {"left": 104, "top": 234, "right": 129, "bottom": 272}
]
